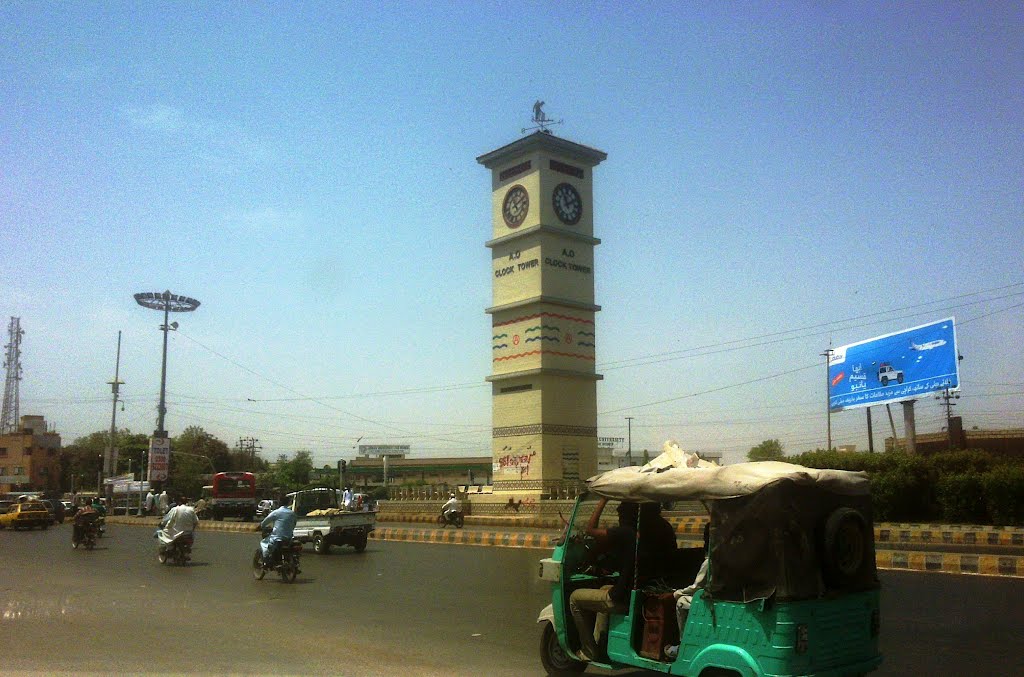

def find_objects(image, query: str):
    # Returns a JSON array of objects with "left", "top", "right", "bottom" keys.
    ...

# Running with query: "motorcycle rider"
[
  {"left": 156, "top": 495, "right": 198, "bottom": 549},
  {"left": 260, "top": 495, "right": 297, "bottom": 566},
  {"left": 441, "top": 492, "right": 461, "bottom": 524},
  {"left": 72, "top": 503, "right": 100, "bottom": 545}
]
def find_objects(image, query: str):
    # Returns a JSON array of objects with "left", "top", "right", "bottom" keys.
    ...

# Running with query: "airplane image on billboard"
[{"left": 828, "top": 317, "right": 959, "bottom": 411}]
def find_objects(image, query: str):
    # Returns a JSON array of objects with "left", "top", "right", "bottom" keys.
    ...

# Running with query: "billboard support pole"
[
  {"left": 885, "top": 404, "right": 898, "bottom": 450},
  {"left": 821, "top": 349, "right": 833, "bottom": 451},
  {"left": 902, "top": 400, "right": 917, "bottom": 454},
  {"left": 866, "top": 407, "right": 874, "bottom": 453}
]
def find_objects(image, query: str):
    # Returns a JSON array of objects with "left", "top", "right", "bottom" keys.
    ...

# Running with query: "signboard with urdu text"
[
  {"left": 148, "top": 436, "right": 170, "bottom": 482},
  {"left": 829, "top": 317, "right": 959, "bottom": 412}
]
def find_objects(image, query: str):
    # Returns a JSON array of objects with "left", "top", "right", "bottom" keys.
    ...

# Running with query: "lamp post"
[
  {"left": 104, "top": 331, "right": 124, "bottom": 479},
  {"left": 133, "top": 290, "right": 200, "bottom": 437}
]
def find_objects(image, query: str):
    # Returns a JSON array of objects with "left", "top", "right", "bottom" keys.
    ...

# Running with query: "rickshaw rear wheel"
[
  {"left": 539, "top": 622, "right": 585, "bottom": 675},
  {"left": 823, "top": 507, "right": 869, "bottom": 585}
]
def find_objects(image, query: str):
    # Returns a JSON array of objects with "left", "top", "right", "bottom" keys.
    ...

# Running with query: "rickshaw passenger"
[
  {"left": 569, "top": 500, "right": 639, "bottom": 662},
  {"left": 665, "top": 523, "right": 710, "bottom": 660},
  {"left": 637, "top": 502, "right": 677, "bottom": 580}
]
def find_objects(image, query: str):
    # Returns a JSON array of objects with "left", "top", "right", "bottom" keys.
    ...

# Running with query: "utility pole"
[
  {"left": 625, "top": 417, "right": 634, "bottom": 466},
  {"left": 935, "top": 389, "right": 960, "bottom": 451},
  {"left": 821, "top": 348, "right": 834, "bottom": 451},
  {"left": 105, "top": 331, "right": 124, "bottom": 478},
  {"left": 237, "top": 437, "right": 262, "bottom": 466}
]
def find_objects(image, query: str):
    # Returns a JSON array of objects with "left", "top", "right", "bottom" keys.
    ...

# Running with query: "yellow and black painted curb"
[
  {"left": 874, "top": 550, "right": 1024, "bottom": 577},
  {"left": 105, "top": 516, "right": 1024, "bottom": 578}
]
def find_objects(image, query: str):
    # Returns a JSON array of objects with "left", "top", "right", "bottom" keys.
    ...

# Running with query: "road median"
[{"left": 106, "top": 515, "right": 1024, "bottom": 577}]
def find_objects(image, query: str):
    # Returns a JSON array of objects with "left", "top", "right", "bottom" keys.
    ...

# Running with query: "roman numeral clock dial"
[{"left": 502, "top": 184, "right": 529, "bottom": 228}]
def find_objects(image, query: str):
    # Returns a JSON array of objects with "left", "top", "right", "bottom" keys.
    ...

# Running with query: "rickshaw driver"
[{"left": 568, "top": 498, "right": 639, "bottom": 662}]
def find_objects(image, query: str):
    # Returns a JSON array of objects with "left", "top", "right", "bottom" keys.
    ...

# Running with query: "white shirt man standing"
[{"left": 157, "top": 490, "right": 169, "bottom": 515}]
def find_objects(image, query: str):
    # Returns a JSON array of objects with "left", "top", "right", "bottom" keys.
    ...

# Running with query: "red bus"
[{"left": 201, "top": 472, "right": 257, "bottom": 521}]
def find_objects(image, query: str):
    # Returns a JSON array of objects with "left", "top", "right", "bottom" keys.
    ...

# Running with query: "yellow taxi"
[{"left": 0, "top": 501, "right": 52, "bottom": 530}]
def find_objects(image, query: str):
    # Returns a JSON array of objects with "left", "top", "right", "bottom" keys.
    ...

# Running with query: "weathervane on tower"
[{"left": 522, "top": 100, "right": 563, "bottom": 134}]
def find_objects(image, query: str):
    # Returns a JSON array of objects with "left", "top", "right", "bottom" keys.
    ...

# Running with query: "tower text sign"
[{"left": 829, "top": 317, "right": 959, "bottom": 411}]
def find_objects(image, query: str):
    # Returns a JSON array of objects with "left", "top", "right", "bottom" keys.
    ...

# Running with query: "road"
[{"left": 2, "top": 523, "right": 1023, "bottom": 676}]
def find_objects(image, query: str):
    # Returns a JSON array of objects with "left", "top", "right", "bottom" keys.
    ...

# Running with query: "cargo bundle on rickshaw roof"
[{"left": 587, "top": 458, "right": 870, "bottom": 502}]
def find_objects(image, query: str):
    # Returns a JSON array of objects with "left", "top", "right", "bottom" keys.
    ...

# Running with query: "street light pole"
[
  {"left": 134, "top": 290, "right": 200, "bottom": 438},
  {"left": 158, "top": 302, "right": 170, "bottom": 435},
  {"left": 105, "top": 331, "right": 124, "bottom": 478},
  {"left": 134, "top": 290, "right": 200, "bottom": 491}
]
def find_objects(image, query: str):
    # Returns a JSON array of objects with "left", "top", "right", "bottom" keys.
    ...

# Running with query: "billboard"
[
  {"left": 148, "top": 436, "right": 170, "bottom": 481},
  {"left": 357, "top": 444, "right": 410, "bottom": 458},
  {"left": 829, "top": 317, "right": 959, "bottom": 411}
]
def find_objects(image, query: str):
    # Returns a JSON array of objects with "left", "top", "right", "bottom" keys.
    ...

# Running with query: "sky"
[{"left": 1, "top": 2, "right": 1022, "bottom": 467}]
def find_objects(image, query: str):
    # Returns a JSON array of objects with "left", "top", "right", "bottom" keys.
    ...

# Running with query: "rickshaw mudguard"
[{"left": 684, "top": 644, "right": 760, "bottom": 677}]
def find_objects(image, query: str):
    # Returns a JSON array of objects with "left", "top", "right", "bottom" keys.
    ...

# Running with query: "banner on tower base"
[{"left": 828, "top": 317, "right": 959, "bottom": 412}]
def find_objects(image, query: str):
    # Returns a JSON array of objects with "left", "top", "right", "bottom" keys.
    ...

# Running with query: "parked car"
[
  {"left": 43, "top": 499, "right": 66, "bottom": 524},
  {"left": 61, "top": 500, "right": 78, "bottom": 517},
  {"left": 255, "top": 499, "right": 278, "bottom": 520},
  {"left": 0, "top": 501, "right": 52, "bottom": 530}
]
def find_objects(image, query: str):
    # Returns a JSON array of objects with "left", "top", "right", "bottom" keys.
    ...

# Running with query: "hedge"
[{"left": 786, "top": 449, "right": 1024, "bottom": 526}]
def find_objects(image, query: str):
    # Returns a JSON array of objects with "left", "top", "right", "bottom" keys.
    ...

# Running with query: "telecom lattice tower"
[{"left": 1, "top": 317, "right": 25, "bottom": 435}]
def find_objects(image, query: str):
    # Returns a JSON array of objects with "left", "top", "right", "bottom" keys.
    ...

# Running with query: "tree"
[
  {"left": 60, "top": 428, "right": 149, "bottom": 493},
  {"left": 257, "top": 450, "right": 314, "bottom": 494},
  {"left": 747, "top": 439, "right": 785, "bottom": 462}
]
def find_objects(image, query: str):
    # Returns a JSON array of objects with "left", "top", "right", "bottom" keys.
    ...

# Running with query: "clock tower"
[{"left": 477, "top": 132, "right": 607, "bottom": 502}]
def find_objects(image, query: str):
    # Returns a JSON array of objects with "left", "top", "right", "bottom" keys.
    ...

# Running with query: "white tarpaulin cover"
[{"left": 587, "top": 440, "right": 869, "bottom": 502}]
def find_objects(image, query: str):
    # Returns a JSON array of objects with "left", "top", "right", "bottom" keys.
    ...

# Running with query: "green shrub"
[
  {"left": 935, "top": 473, "right": 988, "bottom": 524},
  {"left": 982, "top": 467, "right": 1024, "bottom": 526},
  {"left": 869, "top": 464, "right": 937, "bottom": 522},
  {"left": 927, "top": 450, "right": 996, "bottom": 476},
  {"left": 785, "top": 448, "right": 1024, "bottom": 525}
]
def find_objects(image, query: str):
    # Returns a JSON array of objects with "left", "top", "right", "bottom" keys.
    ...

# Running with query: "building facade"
[
  {"left": 0, "top": 415, "right": 62, "bottom": 494},
  {"left": 346, "top": 456, "right": 492, "bottom": 489}
]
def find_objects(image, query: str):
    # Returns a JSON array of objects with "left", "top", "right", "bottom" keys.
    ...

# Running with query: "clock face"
[
  {"left": 502, "top": 185, "right": 529, "bottom": 228},
  {"left": 552, "top": 183, "right": 582, "bottom": 225}
]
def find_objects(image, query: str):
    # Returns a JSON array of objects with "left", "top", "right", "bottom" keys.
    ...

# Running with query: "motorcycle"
[
  {"left": 437, "top": 509, "right": 465, "bottom": 529},
  {"left": 158, "top": 531, "right": 194, "bottom": 566},
  {"left": 252, "top": 537, "right": 302, "bottom": 583},
  {"left": 72, "top": 521, "right": 99, "bottom": 550}
]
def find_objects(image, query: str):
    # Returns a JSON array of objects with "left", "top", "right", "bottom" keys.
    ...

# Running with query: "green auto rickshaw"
[{"left": 538, "top": 459, "right": 882, "bottom": 676}]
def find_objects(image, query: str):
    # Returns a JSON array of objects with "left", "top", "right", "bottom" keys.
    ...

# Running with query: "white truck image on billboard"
[{"left": 877, "top": 362, "right": 904, "bottom": 386}]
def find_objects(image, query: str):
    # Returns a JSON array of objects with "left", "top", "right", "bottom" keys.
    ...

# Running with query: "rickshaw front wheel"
[{"left": 539, "top": 622, "right": 585, "bottom": 675}]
